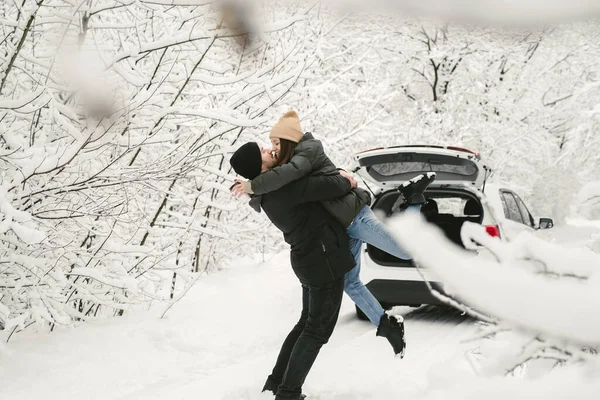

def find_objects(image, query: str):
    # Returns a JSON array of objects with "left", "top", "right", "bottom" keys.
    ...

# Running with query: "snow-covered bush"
[
  {"left": 529, "top": 166, "right": 583, "bottom": 224},
  {"left": 388, "top": 211, "right": 600, "bottom": 378},
  {"left": 574, "top": 182, "right": 600, "bottom": 220}
]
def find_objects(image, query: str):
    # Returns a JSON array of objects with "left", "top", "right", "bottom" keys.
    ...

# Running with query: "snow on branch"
[
  {"left": 157, "top": 107, "right": 266, "bottom": 126},
  {"left": 389, "top": 213, "right": 600, "bottom": 346},
  {"left": 386, "top": 209, "right": 600, "bottom": 381},
  {"left": 0, "top": 88, "right": 49, "bottom": 112}
]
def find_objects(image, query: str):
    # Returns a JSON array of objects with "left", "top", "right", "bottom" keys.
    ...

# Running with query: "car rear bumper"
[
  {"left": 365, "top": 279, "right": 446, "bottom": 307},
  {"left": 362, "top": 248, "right": 440, "bottom": 282}
]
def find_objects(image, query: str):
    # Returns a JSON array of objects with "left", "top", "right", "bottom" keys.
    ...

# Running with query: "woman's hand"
[
  {"left": 339, "top": 170, "right": 357, "bottom": 189},
  {"left": 230, "top": 178, "right": 247, "bottom": 198}
]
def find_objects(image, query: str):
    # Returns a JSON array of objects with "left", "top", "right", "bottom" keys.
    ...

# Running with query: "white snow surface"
[{"left": 1, "top": 223, "right": 599, "bottom": 399}]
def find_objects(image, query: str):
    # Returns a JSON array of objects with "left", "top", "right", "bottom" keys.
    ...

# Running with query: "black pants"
[{"left": 266, "top": 277, "right": 344, "bottom": 400}]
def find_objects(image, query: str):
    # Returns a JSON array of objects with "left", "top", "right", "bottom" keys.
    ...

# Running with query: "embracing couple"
[{"left": 229, "top": 111, "right": 435, "bottom": 400}]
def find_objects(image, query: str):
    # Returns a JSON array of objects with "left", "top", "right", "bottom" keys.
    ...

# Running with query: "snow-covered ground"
[{"left": 0, "top": 222, "right": 598, "bottom": 400}]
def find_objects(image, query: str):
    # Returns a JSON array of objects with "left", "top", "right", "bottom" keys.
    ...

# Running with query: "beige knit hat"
[{"left": 269, "top": 111, "right": 303, "bottom": 143}]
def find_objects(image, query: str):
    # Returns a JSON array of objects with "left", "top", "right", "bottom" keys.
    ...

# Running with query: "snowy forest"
[{"left": 1, "top": 1, "right": 600, "bottom": 399}]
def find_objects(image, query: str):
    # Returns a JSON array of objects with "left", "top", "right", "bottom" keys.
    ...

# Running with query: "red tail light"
[
  {"left": 484, "top": 225, "right": 501, "bottom": 238},
  {"left": 447, "top": 146, "right": 481, "bottom": 159}
]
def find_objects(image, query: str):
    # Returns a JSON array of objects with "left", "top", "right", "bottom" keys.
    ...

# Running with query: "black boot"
[
  {"left": 398, "top": 172, "right": 436, "bottom": 206},
  {"left": 264, "top": 379, "right": 307, "bottom": 399},
  {"left": 376, "top": 314, "right": 406, "bottom": 358}
]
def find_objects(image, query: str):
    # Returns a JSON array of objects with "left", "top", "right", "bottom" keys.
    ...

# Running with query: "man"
[{"left": 230, "top": 142, "right": 356, "bottom": 400}]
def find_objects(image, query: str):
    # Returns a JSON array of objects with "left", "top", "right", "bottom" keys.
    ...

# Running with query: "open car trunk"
[
  {"left": 354, "top": 145, "right": 490, "bottom": 189},
  {"left": 367, "top": 188, "right": 484, "bottom": 267}
]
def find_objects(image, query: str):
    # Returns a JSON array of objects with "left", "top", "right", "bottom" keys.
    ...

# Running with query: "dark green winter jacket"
[{"left": 249, "top": 133, "right": 370, "bottom": 228}]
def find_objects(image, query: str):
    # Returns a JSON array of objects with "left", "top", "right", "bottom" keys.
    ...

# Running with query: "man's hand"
[
  {"left": 339, "top": 170, "right": 357, "bottom": 189},
  {"left": 230, "top": 178, "right": 247, "bottom": 198}
]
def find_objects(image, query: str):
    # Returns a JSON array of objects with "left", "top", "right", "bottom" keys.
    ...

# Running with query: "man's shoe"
[
  {"left": 376, "top": 313, "right": 406, "bottom": 358},
  {"left": 265, "top": 378, "right": 307, "bottom": 400},
  {"left": 398, "top": 172, "right": 436, "bottom": 206},
  {"left": 274, "top": 393, "right": 306, "bottom": 400}
]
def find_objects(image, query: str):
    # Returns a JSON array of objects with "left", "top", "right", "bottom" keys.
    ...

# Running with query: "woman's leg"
[
  {"left": 344, "top": 237, "right": 384, "bottom": 326},
  {"left": 347, "top": 204, "right": 421, "bottom": 260}
]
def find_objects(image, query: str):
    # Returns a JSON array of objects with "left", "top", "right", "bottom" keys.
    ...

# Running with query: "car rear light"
[
  {"left": 390, "top": 144, "right": 445, "bottom": 150},
  {"left": 447, "top": 146, "right": 481, "bottom": 159},
  {"left": 484, "top": 225, "right": 501, "bottom": 238},
  {"left": 356, "top": 147, "right": 384, "bottom": 155}
]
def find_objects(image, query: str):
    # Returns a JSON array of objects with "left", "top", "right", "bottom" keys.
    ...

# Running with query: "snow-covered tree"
[
  {"left": 2, "top": 0, "right": 599, "bottom": 337},
  {"left": 0, "top": 0, "right": 316, "bottom": 335},
  {"left": 294, "top": 9, "right": 600, "bottom": 221}
]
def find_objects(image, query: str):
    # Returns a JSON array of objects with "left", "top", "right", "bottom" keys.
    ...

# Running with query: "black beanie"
[{"left": 230, "top": 142, "right": 262, "bottom": 180}]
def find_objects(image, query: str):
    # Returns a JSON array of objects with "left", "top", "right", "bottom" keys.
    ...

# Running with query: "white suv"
[{"left": 352, "top": 145, "right": 553, "bottom": 316}]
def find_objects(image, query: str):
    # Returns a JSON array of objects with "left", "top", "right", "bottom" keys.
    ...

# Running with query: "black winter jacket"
[{"left": 259, "top": 173, "right": 356, "bottom": 285}]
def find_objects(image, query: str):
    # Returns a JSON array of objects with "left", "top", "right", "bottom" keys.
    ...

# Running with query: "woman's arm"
[{"left": 245, "top": 145, "right": 317, "bottom": 195}]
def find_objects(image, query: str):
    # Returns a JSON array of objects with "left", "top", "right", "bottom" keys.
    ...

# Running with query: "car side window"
[
  {"left": 514, "top": 194, "right": 534, "bottom": 227},
  {"left": 500, "top": 190, "right": 510, "bottom": 218},
  {"left": 501, "top": 192, "right": 524, "bottom": 224}
]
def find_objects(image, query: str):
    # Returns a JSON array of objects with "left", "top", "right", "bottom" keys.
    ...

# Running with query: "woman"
[
  {"left": 230, "top": 142, "right": 357, "bottom": 400},
  {"left": 232, "top": 111, "right": 436, "bottom": 357}
]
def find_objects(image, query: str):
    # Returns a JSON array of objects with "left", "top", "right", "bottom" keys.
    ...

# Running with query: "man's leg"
[
  {"left": 263, "top": 285, "right": 309, "bottom": 393},
  {"left": 275, "top": 277, "right": 344, "bottom": 400},
  {"left": 348, "top": 205, "right": 421, "bottom": 261},
  {"left": 344, "top": 238, "right": 385, "bottom": 325}
]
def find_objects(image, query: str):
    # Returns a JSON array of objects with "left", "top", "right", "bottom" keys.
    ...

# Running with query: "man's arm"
[{"left": 282, "top": 173, "right": 352, "bottom": 205}]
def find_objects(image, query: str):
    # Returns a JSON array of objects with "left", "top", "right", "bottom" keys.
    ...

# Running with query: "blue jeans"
[{"left": 345, "top": 204, "right": 421, "bottom": 325}]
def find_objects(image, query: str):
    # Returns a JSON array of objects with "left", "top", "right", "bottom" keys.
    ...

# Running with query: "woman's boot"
[
  {"left": 376, "top": 314, "right": 406, "bottom": 358},
  {"left": 398, "top": 172, "right": 437, "bottom": 205}
]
